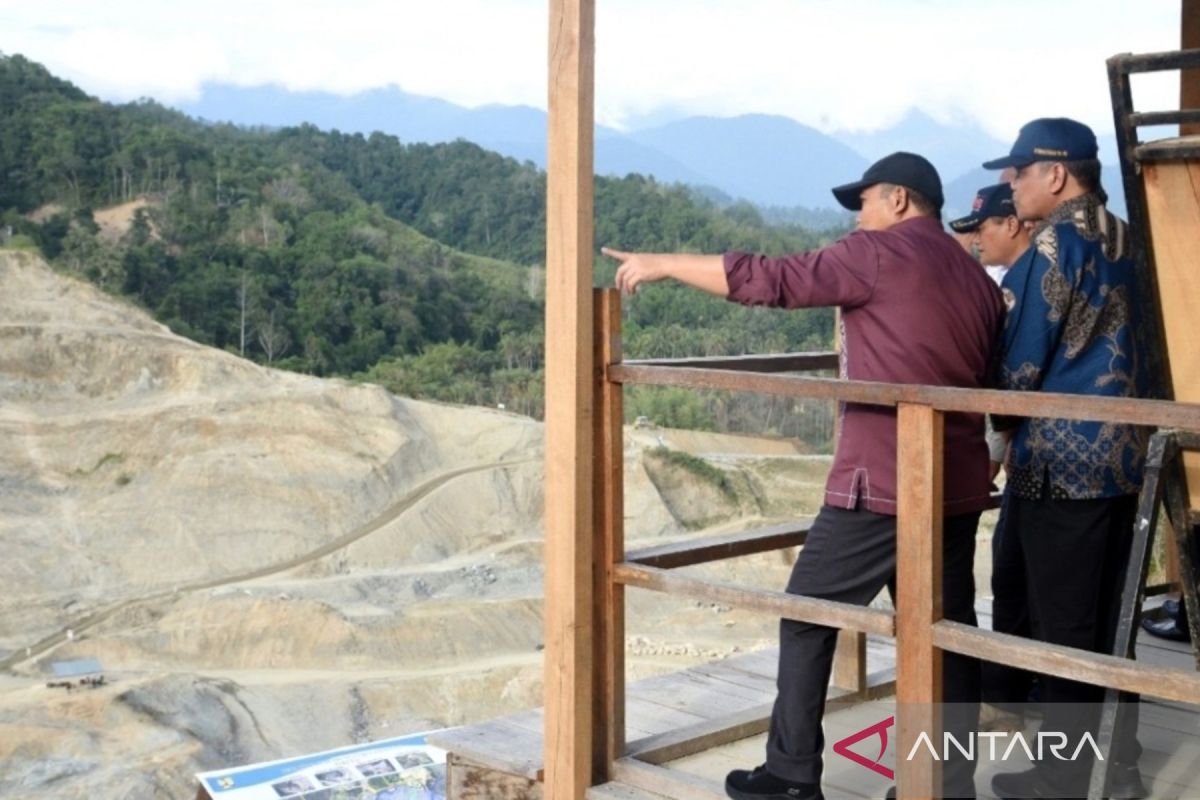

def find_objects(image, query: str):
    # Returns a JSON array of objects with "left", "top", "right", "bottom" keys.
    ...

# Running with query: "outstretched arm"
[{"left": 603, "top": 247, "right": 730, "bottom": 297}]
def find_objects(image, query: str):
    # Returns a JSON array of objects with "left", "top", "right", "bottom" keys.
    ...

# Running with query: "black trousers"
[
  {"left": 766, "top": 505, "right": 981, "bottom": 797},
  {"left": 1008, "top": 493, "right": 1143, "bottom": 797},
  {"left": 981, "top": 491, "right": 1035, "bottom": 707}
]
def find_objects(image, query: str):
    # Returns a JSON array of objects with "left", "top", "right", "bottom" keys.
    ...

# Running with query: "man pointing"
[{"left": 606, "top": 151, "right": 1003, "bottom": 800}]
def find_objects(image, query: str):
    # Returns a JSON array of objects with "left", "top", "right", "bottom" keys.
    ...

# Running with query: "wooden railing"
[
  {"left": 568, "top": 287, "right": 1200, "bottom": 799},
  {"left": 542, "top": 3, "right": 1200, "bottom": 797}
]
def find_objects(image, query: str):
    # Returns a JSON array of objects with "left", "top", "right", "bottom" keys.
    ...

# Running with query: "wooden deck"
[{"left": 430, "top": 600, "right": 1199, "bottom": 799}]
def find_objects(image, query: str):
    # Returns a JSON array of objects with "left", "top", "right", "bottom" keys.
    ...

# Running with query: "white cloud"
[
  {"left": 0, "top": 0, "right": 1183, "bottom": 137},
  {"left": 595, "top": 0, "right": 1181, "bottom": 137}
]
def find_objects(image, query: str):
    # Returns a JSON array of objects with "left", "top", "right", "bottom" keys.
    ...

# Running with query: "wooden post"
[
  {"left": 1183, "top": 0, "right": 1200, "bottom": 136},
  {"left": 895, "top": 404, "right": 944, "bottom": 799},
  {"left": 832, "top": 629, "right": 867, "bottom": 694},
  {"left": 828, "top": 305, "right": 867, "bottom": 695},
  {"left": 593, "top": 288, "right": 625, "bottom": 780},
  {"left": 544, "top": 0, "right": 596, "bottom": 797},
  {"left": 833, "top": 308, "right": 843, "bottom": 444},
  {"left": 1162, "top": 0, "right": 1200, "bottom": 590}
]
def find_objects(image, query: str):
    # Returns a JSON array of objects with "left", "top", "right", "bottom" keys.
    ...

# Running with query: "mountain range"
[{"left": 176, "top": 85, "right": 1127, "bottom": 218}]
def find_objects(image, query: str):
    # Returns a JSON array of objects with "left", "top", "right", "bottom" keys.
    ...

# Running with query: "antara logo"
[
  {"left": 833, "top": 715, "right": 895, "bottom": 780},
  {"left": 832, "top": 715, "right": 1106, "bottom": 780}
]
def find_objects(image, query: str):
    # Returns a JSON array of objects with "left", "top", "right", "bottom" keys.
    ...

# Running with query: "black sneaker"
[
  {"left": 1141, "top": 604, "right": 1191, "bottom": 642},
  {"left": 1106, "top": 762, "right": 1149, "bottom": 799},
  {"left": 991, "top": 768, "right": 1048, "bottom": 799},
  {"left": 725, "top": 765, "right": 823, "bottom": 800}
]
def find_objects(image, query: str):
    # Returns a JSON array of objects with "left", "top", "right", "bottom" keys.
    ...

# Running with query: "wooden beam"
[
  {"left": 1184, "top": 0, "right": 1200, "bottom": 136},
  {"left": 544, "top": 0, "right": 596, "bottom": 797},
  {"left": 593, "top": 289, "right": 625, "bottom": 781},
  {"left": 1130, "top": 109, "right": 1200, "bottom": 126},
  {"left": 624, "top": 521, "right": 811, "bottom": 568},
  {"left": 895, "top": 404, "right": 943, "bottom": 800},
  {"left": 586, "top": 784, "right": 668, "bottom": 800},
  {"left": 614, "top": 563, "right": 894, "bottom": 636},
  {"left": 1163, "top": 456, "right": 1200, "bottom": 666},
  {"left": 627, "top": 702, "right": 774, "bottom": 765},
  {"left": 608, "top": 364, "right": 1200, "bottom": 430},
  {"left": 832, "top": 629, "right": 868, "bottom": 693},
  {"left": 932, "top": 620, "right": 1200, "bottom": 704},
  {"left": 610, "top": 758, "right": 727, "bottom": 800},
  {"left": 626, "top": 669, "right": 898, "bottom": 766},
  {"left": 626, "top": 352, "right": 839, "bottom": 373},
  {"left": 449, "top": 754, "right": 545, "bottom": 800},
  {"left": 833, "top": 308, "right": 843, "bottom": 445},
  {"left": 430, "top": 718, "right": 545, "bottom": 781},
  {"left": 1141, "top": 155, "right": 1200, "bottom": 515}
]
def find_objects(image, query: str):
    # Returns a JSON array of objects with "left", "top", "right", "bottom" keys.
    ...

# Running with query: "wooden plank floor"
[
  {"left": 429, "top": 639, "right": 896, "bottom": 784},
  {"left": 432, "top": 599, "right": 1200, "bottom": 799}
]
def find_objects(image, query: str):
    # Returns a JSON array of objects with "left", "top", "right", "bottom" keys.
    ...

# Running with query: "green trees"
[
  {"left": 1, "top": 53, "right": 843, "bottom": 445},
  {"left": 59, "top": 225, "right": 125, "bottom": 290},
  {"left": 0, "top": 54, "right": 89, "bottom": 210}
]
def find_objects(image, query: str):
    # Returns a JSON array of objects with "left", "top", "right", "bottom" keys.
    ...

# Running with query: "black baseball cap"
[
  {"left": 831, "top": 151, "right": 944, "bottom": 212},
  {"left": 982, "top": 117, "right": 1098, "bottom": 170},
  {"left": 948, "top": 184, "right": 1016, "bottom": 233}
]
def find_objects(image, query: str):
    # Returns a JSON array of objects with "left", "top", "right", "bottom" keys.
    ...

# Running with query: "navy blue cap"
[
  {"left": 982, "top": 117, "right": 1098, "bottom": 170},
  {"left": 831, "top": 151, "right": 944, "bottom": 212},
  {"left": 948, "top": 184, "right": 1016, "bottom": 233}
]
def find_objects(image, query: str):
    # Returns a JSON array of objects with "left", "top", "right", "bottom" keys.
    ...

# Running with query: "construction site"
[{"left": 1, "top": 3, "right": 1199, "bottom": 800}]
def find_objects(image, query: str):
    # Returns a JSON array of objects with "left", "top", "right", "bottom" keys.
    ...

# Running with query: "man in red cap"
[{"left": 606, "top": 151, "right": 1003, "bottom": 800}]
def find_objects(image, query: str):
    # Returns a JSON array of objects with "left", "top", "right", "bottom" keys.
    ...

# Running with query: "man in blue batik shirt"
[{"left": 984, "top": 118, "right": 1152, "bottom": 800}]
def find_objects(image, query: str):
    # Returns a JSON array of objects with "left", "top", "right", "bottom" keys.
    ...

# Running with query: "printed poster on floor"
[{"left": 195, "top": 732, "right": 447, "bottom": 800}]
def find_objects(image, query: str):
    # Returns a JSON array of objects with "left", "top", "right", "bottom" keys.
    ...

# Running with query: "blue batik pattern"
[{"left": 998, "top": 193, "right": 1151, "bottom": 500}]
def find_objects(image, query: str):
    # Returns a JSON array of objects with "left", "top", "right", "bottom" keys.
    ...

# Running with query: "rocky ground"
[{"left": 0, "top": 251, "right": 859, "bottom": 799}]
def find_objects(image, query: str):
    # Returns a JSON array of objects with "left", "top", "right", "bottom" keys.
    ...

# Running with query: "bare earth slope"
[
  {"left": 0, "top": 250, "right": 545, "bottom": 650},
  {"left": 0, "top": 251, "right": 828, "bottom": 799}
]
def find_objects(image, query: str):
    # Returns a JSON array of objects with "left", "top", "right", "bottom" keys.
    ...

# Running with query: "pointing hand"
[{"left": 603, "top": 247, "right": 666, "bottom": 296}]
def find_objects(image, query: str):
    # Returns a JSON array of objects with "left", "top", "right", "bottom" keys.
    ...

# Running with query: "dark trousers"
[
  {"left": 1008, "top": 493, "right": 1143, "bottom": 796},
  {"left": 982, "top": 492, "right": 1035, "bottom": 707},
  {"left": 766, "top": 505, "right": 981, "bottom": 797}
]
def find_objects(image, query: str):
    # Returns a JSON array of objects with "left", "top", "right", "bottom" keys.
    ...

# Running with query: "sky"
[{"left": 0, "top": 0, "right": 1185, "bottom": 138}]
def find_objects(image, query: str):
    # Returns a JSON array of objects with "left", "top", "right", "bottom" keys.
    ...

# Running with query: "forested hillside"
[{"left": 0, "top": 53, "right": 841, "bottom": 439}]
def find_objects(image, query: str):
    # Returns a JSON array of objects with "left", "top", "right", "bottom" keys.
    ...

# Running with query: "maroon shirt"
[{"left": 724, "top": 216, "right": 1004, "bottom": 515}]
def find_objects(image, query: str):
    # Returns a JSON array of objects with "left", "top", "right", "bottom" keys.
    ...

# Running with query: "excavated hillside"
[{"left": 0, "top": 251, "right": 832, "bottom": 799}]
